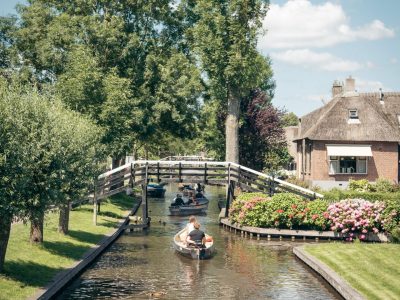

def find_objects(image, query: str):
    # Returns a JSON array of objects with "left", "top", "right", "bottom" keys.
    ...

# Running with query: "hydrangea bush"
[{"left": 327, "top": 199, "right": 385, "bottom": 241}]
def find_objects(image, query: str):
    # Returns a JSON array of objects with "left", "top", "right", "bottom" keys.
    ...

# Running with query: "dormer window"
[{"left": 349, "top": 109, "right": 358, "bottom": 119}]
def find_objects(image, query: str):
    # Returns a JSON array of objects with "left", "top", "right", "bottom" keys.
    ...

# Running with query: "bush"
[
  {"left": 323, "top": 190, "right": 400, "bottom": 203},
  {"left": 374, "top": 178, "right": 394, "bottom": 193},
  {"left": 389, "top": 227, "right": 400, "bottom": 243},
  {"left": 348, "top": 179, "right": 371, "bottom": 192},
  {"left": 327, "top": 199, "right": 385, "bottom": 241},
  {"left": 229, "top": 192, "right": 269, "bottom": 224},
  {"left": 381, "top": 198, "right": 400, "bottom": 233},
  {"left": 303, "top": 200, "right": 330, "bottom": 231}
]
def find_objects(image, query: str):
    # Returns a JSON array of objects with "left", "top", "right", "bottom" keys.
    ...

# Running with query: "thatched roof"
[{"left": 295, "top": 92, "right": 400, "bottom": 142}]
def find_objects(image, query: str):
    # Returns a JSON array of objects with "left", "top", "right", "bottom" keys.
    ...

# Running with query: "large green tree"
[
  {"left": 191, "top": 0, "right": 272, "bottom": 163},
  {"left": 14, "top": 0, "right": 203, "bottom": 163},
  {"left": 0, "top": 83, "right": 102, "bottom": 271}
]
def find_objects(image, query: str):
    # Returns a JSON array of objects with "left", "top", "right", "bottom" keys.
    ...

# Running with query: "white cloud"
[
  {"left": 390, "top": 58, "right": 398, "bottom": 64},
  {"left": 355, "top": 78, "right": 392, "bottom": 92},
  {"left": 260, "top": 0, "right": 395, "bottom": 49},
  {"left": 271, "top": 49, "right": 364, "bottom": 72}
]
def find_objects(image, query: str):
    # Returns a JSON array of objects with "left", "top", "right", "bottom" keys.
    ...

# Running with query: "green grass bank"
[
  {"left": 0, "top": 194, "right": 137, "bottom": 300},
  {"left": 304, "top": 243, "right": 400, "bottom": 300}
]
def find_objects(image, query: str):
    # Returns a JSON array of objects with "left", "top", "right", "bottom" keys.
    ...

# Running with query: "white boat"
[{"left": 173, "top": 228, "right": 215, "bottom": 259}]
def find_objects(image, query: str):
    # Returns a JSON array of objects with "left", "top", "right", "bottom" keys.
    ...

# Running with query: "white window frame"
[
  {"left": 349, "top": 109, "right": 358, "bottom": 119},
  {"left": 328, "top": 156, "right": 368, "bottom": 175}
]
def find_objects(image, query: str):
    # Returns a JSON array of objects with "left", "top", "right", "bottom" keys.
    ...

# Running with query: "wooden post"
[
  {"left": 142, "top": 163, "right": 149, "bottom": 225},
  {"left": 93, "top": 199, "right": 98, "bottom": 226},
  {"left": 157, "top": 162, "right": 160, "bottom": 182},
  {"left": 178, "top": 162, "right": 182, "bottom": 182},
  {"left": 204, "top": 162, "right": 208, "bottom": 184},
  {"left": 93, "top": 183, "right": 97, "bottom": 225},
  {"left": 225, "top": 164, "right": 231, "bottom": 218}
]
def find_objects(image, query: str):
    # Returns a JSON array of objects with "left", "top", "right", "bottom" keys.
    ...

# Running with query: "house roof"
[{"left": 295, "top": 92, "right": 400, "bottom": 142}]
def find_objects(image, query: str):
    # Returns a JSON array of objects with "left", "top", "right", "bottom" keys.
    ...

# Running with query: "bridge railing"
[{"left": 95, "top": 160, "right": 323, "bottom": 201}]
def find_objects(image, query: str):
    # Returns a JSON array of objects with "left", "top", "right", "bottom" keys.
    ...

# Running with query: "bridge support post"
[
  {"left": 225, "top": 180, "right": 235, "bottom": 218},
  {"left": 93, "top": 199, "right": 98, "bottom": 226},
  {"left": 141, "top": 163, "right": 149, "bottom": 227}
]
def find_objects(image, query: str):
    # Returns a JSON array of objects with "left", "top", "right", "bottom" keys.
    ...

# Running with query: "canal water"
[{"left": 58, "top": 184, "right": 341, "bottom": 300}]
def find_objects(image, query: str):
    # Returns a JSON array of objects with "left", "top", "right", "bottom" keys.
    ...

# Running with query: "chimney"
[
  {"left": 345, "top": 76, "right": 355, "bottom": 93},
  {"left": 332, "top": 80, "right": 343, "bottom": 98}
]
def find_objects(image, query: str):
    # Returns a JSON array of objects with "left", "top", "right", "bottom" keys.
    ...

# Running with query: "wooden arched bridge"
[{"left": 93, "top": 160, "right": 323, "bottom": 226}]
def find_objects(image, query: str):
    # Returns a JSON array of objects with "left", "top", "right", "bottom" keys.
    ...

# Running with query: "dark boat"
[
  {"left": 169, "top": 194, "right": 209, "bottom": 216},
  {"left": 173, "top": 228, "right": 215, "bottom": 259},
  {"left": 147, "top": 183, "right": 166, "bottom": 197}
]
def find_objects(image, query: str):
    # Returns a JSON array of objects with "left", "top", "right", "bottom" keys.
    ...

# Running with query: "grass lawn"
[
  {"left": 0, "top": 194, "right": 138, "bottom": 300},
  {"left": 304, "top": 243, "right": 400, "bottom": 300}
]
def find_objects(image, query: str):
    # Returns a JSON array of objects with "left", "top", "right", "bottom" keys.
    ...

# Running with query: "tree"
[
  {"left": 282, "top": 112, "right": 299, "bottom": 127},
  {"left": 239, "top": 89, "right": 287, "bottom": 171},
  {"left": 191, "top": 0, "right": 272, "bottom": 163},
  {"left": 0, "top": 83, "right": 103, "bottom": 271},
  {"left": 14, "top": 0, "right": 203, "bottom": 164}
]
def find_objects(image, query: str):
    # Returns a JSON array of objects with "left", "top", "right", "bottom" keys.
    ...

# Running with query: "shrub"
[
  {"left": 303, "top": 199, "right": 330, "bottom": 231},
  {"left": 374, "top": 178, "right": 394, "bottom": 193},
  {"left": 327, "top": 199, "right": 385, "bottom": 241},
  {"left": 381, "top": 198, "right": 400, "bottom": 233},
  {"left": 389, "top": 227, "right": 400, "bottom": 243},
  {"left": 348, "top": 179, "right": 371, "bottom": 192},
  {"left": 268, "top": 193, "right": 307, "bottom": 229},
  {"left": 229, "top": 192, "right": 269, "bottom": 224}
]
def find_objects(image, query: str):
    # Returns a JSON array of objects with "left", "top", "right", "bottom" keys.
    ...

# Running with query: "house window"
[
  {"left": 329, "top": 156, "right": 367, "bottom": 174},
  {"left": 349, "top": 109, "right": 358, "bottom": 119}
]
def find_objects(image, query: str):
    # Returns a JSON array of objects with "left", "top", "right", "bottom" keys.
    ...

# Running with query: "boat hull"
[
  {"left": 173, "top": 229, "right": 214, "bottom": 259},
  {"left": 169, "top": 199, "right": 209, "bottom": 216}
]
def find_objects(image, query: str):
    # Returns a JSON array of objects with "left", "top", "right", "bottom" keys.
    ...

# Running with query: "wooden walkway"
[{"left": 93, "top": 160, "right": 323, "bottom": 226}]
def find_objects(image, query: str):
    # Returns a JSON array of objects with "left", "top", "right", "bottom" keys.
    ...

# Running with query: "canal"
[{"left": 58, "top": 184, "right": 341, "bottom": 299}]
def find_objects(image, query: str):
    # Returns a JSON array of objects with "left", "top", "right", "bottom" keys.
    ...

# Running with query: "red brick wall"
[{"left": 298, "top": 140, "right": 399, "bottom": 183}]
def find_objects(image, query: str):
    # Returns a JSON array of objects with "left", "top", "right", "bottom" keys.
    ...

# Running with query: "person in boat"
[
  {"left": 186, "top": 196, "right": 198, "bottom": 205},
  {"left": 186, "top": 222, "right": 206, "bottom": 248},
  {"left": 186, "top": 215, "right": 197, "bottom": 234},
  {"left": 172, "top": 194, "right": 185, "bottom": 206}
]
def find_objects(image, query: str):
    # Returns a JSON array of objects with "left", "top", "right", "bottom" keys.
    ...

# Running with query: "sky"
[{"left": 1, "top": 0, "right": 399, "bottom": 117}]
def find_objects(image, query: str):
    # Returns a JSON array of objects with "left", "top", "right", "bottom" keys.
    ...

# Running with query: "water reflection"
[{"left": 58, "top": 184, "right": 341, "bottom": 300}]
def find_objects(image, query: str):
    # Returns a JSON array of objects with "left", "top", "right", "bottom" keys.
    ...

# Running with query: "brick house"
[{"left": 292, "top": 77, "right": 400, "bottom": 189}]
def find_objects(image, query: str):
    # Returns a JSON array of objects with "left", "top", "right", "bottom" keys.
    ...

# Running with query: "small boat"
[
  {"left": 173, "top": 228, "right": 215, "bottom": 259},
  {"left": 147, "top": 183, "right": 166, "bottom": 197},
  {"left": 169, "top": 197, "right": 209, "bottom": 216}
]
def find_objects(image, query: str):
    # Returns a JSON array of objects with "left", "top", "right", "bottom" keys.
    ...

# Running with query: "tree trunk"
[
  {"left": 58, "top": 201, "right": 70, "bottom": 235},
  {"left": 225, "top": 89, "right": 240, "bottom": 163},
  {"left": 0, "top": 214, "right": 12, "bottom": 272},
  {"left": 30, "top": 211, "right": 44, "bottom": 243}
]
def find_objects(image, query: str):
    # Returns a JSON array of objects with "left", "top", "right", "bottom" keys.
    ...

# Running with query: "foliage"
[
  {"left": 303, "top": 200, "right": 330, "bottom": 231},
  {"left": 0, "top": 195, "right": 136, "bottom": 299},
  {"left": 381, "top": 198, "right": 400, "bottom": 233},
  {"left": 192, "top": 0, "right": 274, "bottom": 162},
  {"left": 281, "top": 112, "right": 299, "bottom": 127},
  {"left": 374, "top": 178, "right": 395, "bottom": 193},
  {"left": 240, "top": 89, "right": 288, "bottom": 172},
  {"left": 348, "top": 179, "right": 371, "bottom": 192},
  {"left": 322, "top": 189, "right": 400, "bottom": 203},
  {"left": 11, "top": 0, "right": 204, "bottom": 159},
  {"left": 348, "top": 178, "right": 395, "bottom": 193},
  {"left": 229, "top": 192, "right": 330, "bottom": 230},
  {"left": 390, "top": 227, "right": 400, "bottom": 243},
  {"left": 327, "top": 199, "right": 385, "bottom": 241}
]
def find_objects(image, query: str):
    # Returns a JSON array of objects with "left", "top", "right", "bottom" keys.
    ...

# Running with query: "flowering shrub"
[
  {"left": 327, "top": 199, "right": 385, "bottom": 241},
  {"left": 303, "top": 199, "right": 330, "bottom": 231},
  {"left": 229, "top": 193, "right": 269, "bottom": 224}
]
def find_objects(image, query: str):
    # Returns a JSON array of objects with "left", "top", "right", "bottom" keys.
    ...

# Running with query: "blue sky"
[{"left": 1, "top": 0, "right": 399, "bottom": 117}]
